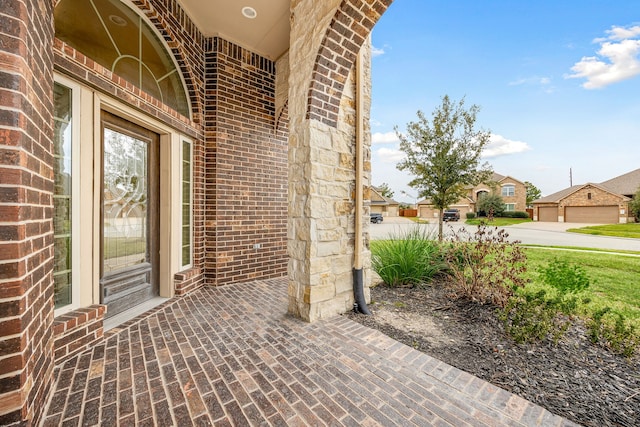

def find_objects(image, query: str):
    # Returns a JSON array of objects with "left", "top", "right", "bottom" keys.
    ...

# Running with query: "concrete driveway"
[{"left": 370, "top": 217, "right": 640, "bottom": 252}]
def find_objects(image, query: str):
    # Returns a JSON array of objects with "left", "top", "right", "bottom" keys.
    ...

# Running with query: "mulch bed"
[{"left": 346, "top": 283, "right": 640, "bottom": 427}]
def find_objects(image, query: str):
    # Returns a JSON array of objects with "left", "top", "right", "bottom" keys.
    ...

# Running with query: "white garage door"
[
  {"left": 538, "top": 207, "right": 558, "bottom": 222},
  {"left": 565, "top": 206, "right": 618, "bottom": 223}
]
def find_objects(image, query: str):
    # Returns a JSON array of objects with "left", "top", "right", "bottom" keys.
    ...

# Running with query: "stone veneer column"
[
  {"left": 288, "top": 1, "right": 373, "bottom": 322},
  {"left": 0, "top": 1, "right": 55, "bottom": 424}
]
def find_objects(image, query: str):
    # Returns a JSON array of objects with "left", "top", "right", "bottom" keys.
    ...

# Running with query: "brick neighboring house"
[
  {"left": 370, "top": 187, "right": 400, "bottom": 217},
  {"left": 417, "top": 173, "right": 527, "bottom": 219},
  {"left": 532, "top": 168, "right": 640, "bottom": 223},
  {"left": 0, "top": 1, "right": 399, "bottom": 424}
]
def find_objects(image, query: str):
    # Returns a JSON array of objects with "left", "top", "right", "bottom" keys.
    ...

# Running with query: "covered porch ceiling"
[{"left": 178, "top": 0, "right": 290, "bottom": 60}]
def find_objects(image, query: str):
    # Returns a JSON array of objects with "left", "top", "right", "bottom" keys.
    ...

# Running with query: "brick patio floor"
[{"left": 42, "top": 278, "right": 578, "bottom": 426}]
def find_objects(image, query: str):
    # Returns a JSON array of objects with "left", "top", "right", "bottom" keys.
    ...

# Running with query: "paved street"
[{"left": 370, "top": 217, "right": 640, "bottom": 252}]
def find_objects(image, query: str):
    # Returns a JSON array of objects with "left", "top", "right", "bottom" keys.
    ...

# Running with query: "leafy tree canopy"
[
  {"left": 629, "top": 186, "right": 640, "bottom": 222},
  {"left": 525, "top": 181, "right": 542, "bottom": 206},
  {"left": 396, "top": 95, "right": 493, "bottom": 240},
  {"left": 377, "top": 182, "right": 394, "bottom": 199},
  {"left": 477, "top": 193, "right": 506, "bottom": 217}
]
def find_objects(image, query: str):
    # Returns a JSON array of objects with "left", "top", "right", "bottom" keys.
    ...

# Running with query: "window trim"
[
  {"left": 501, "top": 184, "right": 516, "bottom": 197},
  {"left": 53, "top": 75, "right": 82, "bottom": 317},
  {"left": 181, "top": 138, "right": 193, "bottom": 269}
]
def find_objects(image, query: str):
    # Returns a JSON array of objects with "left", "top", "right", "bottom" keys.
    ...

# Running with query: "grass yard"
[
  {"left": 567, "top": 222, "right": 640, "bottom": 238},
  {"left": 524, "top": 248, "right": 640, "bottom": 322},
  {"left": 465, "top": 217, "right": 532, "bottom": 226}
]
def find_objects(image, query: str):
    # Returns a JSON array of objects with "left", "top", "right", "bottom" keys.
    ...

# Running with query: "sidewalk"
[{"left": 42, "top": 278, "right": 577, "bottom": 426}]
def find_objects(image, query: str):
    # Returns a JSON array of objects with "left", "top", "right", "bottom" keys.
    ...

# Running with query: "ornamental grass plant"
[{"left": 370, "top": 227, "right": 446, "bottom": 287}]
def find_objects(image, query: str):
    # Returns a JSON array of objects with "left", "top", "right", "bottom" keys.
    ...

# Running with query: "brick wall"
[
  {"left": 204, "top": 38, "right": 288, "bottom": 285},
  {"left": 0, "top": 0, "right": 55, "bottom": 424},
  {"left": 307, "top": 0, "right": 392, "bottom": 127},
  {"left": 560, "top": 185, "right": 625, "bottom": 207}
]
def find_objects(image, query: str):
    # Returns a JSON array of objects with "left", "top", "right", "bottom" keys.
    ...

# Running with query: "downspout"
[{"left": 353, "top": 45, "right": 371, "bottom": 315}]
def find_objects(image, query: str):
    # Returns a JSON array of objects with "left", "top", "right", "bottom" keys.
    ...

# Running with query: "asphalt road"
[{"left": 369, "top": 217, "right": 640, "bottom": 252}]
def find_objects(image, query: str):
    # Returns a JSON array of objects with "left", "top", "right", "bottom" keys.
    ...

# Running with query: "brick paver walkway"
[{"left": 42, "top": 278, "right": 578, "bottom": 426}]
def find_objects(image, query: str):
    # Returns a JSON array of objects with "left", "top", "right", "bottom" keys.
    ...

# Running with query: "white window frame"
[
  {"left": 505, "top": 203, "right": 516, "bottom": 212},
  {"left": 180, "top": 138, "right": 193, "bottom": 269},
  {"left": 501, "top": 184, "right": 515, "bottom": 197},
  {"left": 53, "top": 75, "right": 82, "bottom": 317}
]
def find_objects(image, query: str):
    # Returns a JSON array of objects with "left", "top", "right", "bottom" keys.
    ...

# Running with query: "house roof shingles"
[{"left": 599, "top": 168, "right": 640, "bottom": 196}]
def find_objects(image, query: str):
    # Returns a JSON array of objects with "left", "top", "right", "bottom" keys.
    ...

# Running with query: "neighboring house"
[
  {"left": 532, "top": 168, "right": 640, "bottom": 223},
  {"left": 1, "top": 1, "right": 395, "bottom": 423},
  {"left": 417, "top": 173, "right": 527, "bottom": 219},
  {"left": 370, "top": 187, "right": 400, "bottom": 217}
]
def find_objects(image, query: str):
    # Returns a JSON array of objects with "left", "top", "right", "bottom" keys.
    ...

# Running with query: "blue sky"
[{"left": 370, "top": 0, "right": 640, "bottom": 203}]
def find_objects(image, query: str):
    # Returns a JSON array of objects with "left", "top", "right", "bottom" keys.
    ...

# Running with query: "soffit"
[{"left": 178, "top": 0, "right": 290, "bottom": 60}]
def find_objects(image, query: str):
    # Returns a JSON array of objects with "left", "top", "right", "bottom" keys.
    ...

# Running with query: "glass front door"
[{"left": 100, "top": 111, "right": 159, "bottom": 318}]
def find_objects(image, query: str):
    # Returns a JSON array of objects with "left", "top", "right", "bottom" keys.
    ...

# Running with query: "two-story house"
[{"left": 417, "top": 173, "right": 527, "bottom": 219}]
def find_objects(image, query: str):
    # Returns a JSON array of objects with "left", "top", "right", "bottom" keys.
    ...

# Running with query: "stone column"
[{"left": 287, "top": 1, "right": 372, "bottom": 322}]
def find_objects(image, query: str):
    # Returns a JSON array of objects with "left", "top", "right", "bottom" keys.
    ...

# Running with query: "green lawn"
[
  {"left": 567, "top": 223, "right": 640, "bottom": 238},
  {"left": 524, "top": 248, "right": 640, "bottom": 322},
  {"left": 465, "top": 217, "right": 532, "bottom": 226}
]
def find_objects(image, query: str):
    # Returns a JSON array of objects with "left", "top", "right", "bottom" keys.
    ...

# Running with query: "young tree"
[
  {"left": 396, "top": 95, "right": 493, "bottom": 240},
  {"left": 629, "top": 186, "right": 640, "bottom": 222},
  {"left": 377, "top": 182, "right": 395, "bottom": 198},
  {"left": 477, "top": 194, "right": 506, "bottom": 218},
  {"left": 525, "top": 181, "right": 542, "bottom": 206}
]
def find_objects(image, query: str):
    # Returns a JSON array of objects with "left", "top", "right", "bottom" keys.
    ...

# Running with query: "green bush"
[
  {"left": 466, "top": 212, "right": 476, "bottom": 219},
  {"left": 513, "top": 211, "right": 530, "bottom": 218},
  {"left": 371, "top": 227, "right": 446, "bottom": 287},
  {"left": 500, "top": 290, "right": 576, "bottom": 344},
  {"left": 587, "top": 307, "right": 639, "bottom": 357},
  {"left": 443, "top": 224, "right": 528, "bottom": 307}
]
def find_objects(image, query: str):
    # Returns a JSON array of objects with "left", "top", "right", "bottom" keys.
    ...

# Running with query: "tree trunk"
[{"left": 438, "top": 208, "right": 444, "bottom": 241}]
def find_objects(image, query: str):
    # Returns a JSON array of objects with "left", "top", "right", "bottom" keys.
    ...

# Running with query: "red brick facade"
[
  {"left": 307, "top": 0, "right": 392, "bottom": 127},
  {"left": 204, "top": 38, "right": 288, "bottom": 284},
  {"left": 0, "top": 0, "right": 55, "bottom": 424},
  {"left": 0, "top": 0, "right": 390, "bottom": 424}
]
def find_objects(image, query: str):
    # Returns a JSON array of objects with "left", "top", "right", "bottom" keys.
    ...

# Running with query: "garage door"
[
  {"left": 565, "top": 206, "right": 618, "bottom": 223},
  {"left": 538, "top": 207, "right": 558, "bottom": 222}
]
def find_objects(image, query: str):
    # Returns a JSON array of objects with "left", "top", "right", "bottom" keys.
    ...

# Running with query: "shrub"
[
  {"left": 499, "top": 211, "right": 529, "bottom": 218},
  {"left": 466, "top": 212, "right": 476, "bottom": 219},
  {"left": 501, "top": 258, "right": 591, "bottom": 344},
  {"left": 500, "top": 290, "right": 576, "bottom": 344},
  {"left": 587, "top": 307, "right": 639, "bottom": 357},
  {"left": 371, "top": 227, "right": 446, "bottom": 287},
  {"left": 443, "top": 224, "right": 528, "bottom": 307}
]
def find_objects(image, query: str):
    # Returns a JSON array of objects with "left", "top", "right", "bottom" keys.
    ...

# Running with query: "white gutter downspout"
[{"left": 353, "top": 44, "right": 371, "bottom": 315}]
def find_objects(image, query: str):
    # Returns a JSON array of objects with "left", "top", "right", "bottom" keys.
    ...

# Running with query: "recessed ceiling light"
[
  {"left": 109, "top": 15, "right": 127, "bottom": 26},
  {"left": 242, "top": 6, "right": 257, "bottom": 19}
]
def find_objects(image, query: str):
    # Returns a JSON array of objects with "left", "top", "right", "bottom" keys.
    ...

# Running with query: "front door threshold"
[{"left": 103, "top": 296, "right": 169, "bottom": 332}]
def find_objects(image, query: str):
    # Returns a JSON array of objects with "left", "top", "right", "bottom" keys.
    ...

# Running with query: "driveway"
[{"left": 370, "top": 217, "right": 640, "bottom": 252}]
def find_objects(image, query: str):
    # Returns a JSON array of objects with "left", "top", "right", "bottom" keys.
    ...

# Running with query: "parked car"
[
  {"left": 370, "top": 213, "right": 383, "bottom": 224},
  {"left": 442, "top": 209, "right": 460, "bottom": 221}
]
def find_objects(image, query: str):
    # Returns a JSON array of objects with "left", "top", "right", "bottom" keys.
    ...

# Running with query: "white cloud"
[
  {"left": 566, "top": 25, "right": 640, "bottom": 88},
  {"left": 482, "top": 134, "right": 531, "bottom": 158},
  {"left": 371, "top": 45, "right": 385, "bottom": 57},
  {"left": 371, "top": 131, "right": 399, "bottom": 144},
  {"left": 376, "top": 147, "right": 405, "bottom": 163}
]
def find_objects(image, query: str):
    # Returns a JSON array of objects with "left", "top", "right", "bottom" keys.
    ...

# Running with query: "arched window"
[{"left": 55, "top": 0, "right": 190, "bottom": 117}]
